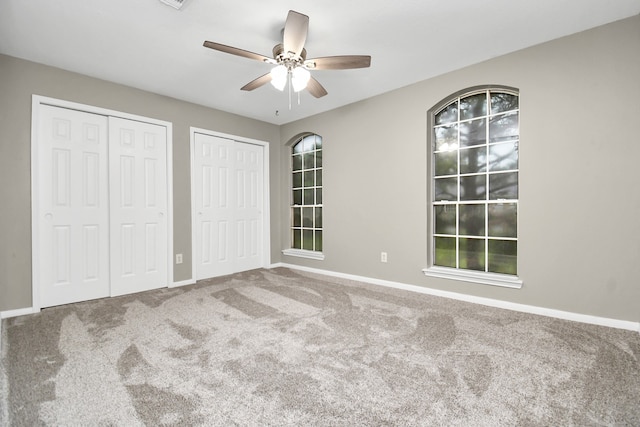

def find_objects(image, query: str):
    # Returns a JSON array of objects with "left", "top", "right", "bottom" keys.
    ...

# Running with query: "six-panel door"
[
  {"left": 109, "top": 117, "right": 168, "bottom": 296},
  {"left": 194, "top": 133, "right": 263, "bottom": 280},
  {"left": 37, "top": 105, "right": 111, "bottom": 307}
]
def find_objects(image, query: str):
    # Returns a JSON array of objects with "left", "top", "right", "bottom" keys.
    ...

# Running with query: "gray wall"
[
  {"left": 279, "top": 15, "right": 640, "bottom": 323},
  {"left": 0, "top": 54, "right": 282, "bottom": 311}
]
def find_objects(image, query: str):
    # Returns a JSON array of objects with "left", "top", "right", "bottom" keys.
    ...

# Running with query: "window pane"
[
  {"left": 314, "top": 136, "right": 322, "bottom": 150},
  {"left": 302, "top": 207, "right": 313, "bottom": 227},
  {"left": 489, "top": 172, "right": 518, "bottom": 200},
  {"left": 460, "top": 119, "right": 486, "bottom": 147},
  {"left": 304, "top": 189, "right": 314, "bottom": 205},
  {"left": 460, "top": 146, "right": 487, "bottom": 174},
  {"left": 316, "top": 188, "right": 322, "bottom": 205},
  {"left": 293, "top": 189, "right": 302, "bottom": 205},
  {"left": 435, "top": 150, "right": 458, "bottom": 176},
  {"left": 460, "top": 93, "right": 487, "bottom": 121},
  {"left": 435, "top": 205, "right": 456, "bottom": 235},
  {"left": 292, "top": 229, "right": 301, "bottom": 248},
  {"left": 488, "top": 203, "right": 517, "bottom": 238},
  {"left": 303, "top": 135, "right": 315, "bottom": 152},
  {"left": 434, "top": 124, "right": 458, "bottom": 151},
  {"left": 315, "top": 231, "right": 323, "bottom": 251},
  {"left": 459, "top": 204, "right": 485, "bottom": 236},
  {"left": 302, "top": 230, "right": 314, "bottom": 250},
  {"left": 460, "top": 175, "right": 486, "bottom": 200},
  {"left": 435, "top": 102, "right": 458, "bottom": 125},
  {"left": 459, "top": 238, "right": 485, "bottom": 271},
  {"left": 292, "top": 154, "right": 302, "bottom": 171},
  {"left": 316, "top": 150, "right": 323, "bottom": 167},
  {"left": 489, "top": 142, "right": 518, "bottom": 172},
  {"left": 292, "top": 207, "right": 301, "bottom": 227},
  {"left": 292, "top": 142, "right": 304, "bottom": 154},
  {"left": 434, "top": 237, "right": 456, "bottom": 267},
  {"left": 488, "top": 240, "right": 517, "bottom": 275},
  {"left": 292, "top": 172, "right": 302, "bottom": 188},
  {"left": 304, "top": 170, "right": 314, "bottom": 187},
  {"left": 316, "top": 169, "right": 322, "bottom": 186},
  {"left": 315, "top": 207, "right": 322, "bottom": 228},
  {"left": 434, "top": 177, "right": 458, "bottom": 201},
  {"left": 491, "top": 93, "right": 518, "bottom": 114},
  {"left": 303, "top": 152, "right": 315, "bottom": 169},
  {"left": 489, "top": 112, "right": 519, "bottom": 143}
]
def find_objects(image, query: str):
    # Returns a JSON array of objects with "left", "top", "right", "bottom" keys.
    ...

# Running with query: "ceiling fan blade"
[
  {"left": 305, "top": 55, "right": 372, "bottom": 70},
  {"left": 241, "top": 73, "right": 273, "bottom": 91},
  {"left": 282, "top": 10, "right": 309, "bottom": 58},
  {"left": 203, "top": 41, "right": 273, "bottom": 63},
  {"left": 307, "top": 77, "right": 328, "bottom": 98}
]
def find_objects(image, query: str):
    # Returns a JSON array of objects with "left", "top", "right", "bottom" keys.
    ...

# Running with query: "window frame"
[
  {"left": 282, "top": 133, "right": 325, "bottom": 261},
  {"left": 423, "top": 85, "right": 522, "bottom": 288}
]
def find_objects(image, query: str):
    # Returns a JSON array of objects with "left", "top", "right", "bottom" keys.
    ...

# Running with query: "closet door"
[
  {"left": 37, "top": 105, "right": 110, "bottom": 307},
  {"left": 109, "top": 117, "right": 168, "bottom": 296},
  {"left": 234, "top": 141, "right": 264, "bottom": 273},
  {"left": 193, "top": 133, "right": 264, "bottom": 280}
]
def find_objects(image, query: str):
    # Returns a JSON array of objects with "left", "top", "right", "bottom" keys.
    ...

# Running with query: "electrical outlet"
[
  {"left": 176, "top": 254, "right": 183, "bottom": 264},
  {"left": 381, "top": 252, "right": 388, "bottom": 263}
]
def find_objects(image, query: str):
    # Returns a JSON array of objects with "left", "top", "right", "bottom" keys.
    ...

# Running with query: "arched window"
[
  {"left": 288, "top": 134, "right": 323, "bottom": 256},
  {"left": 424, "top": 86, "right": 522, "bottom": 287}
]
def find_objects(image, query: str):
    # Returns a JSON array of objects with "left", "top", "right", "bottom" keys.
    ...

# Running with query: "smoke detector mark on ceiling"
[{"left": 159, "top": 0, "right": 187, "bottom": 10}]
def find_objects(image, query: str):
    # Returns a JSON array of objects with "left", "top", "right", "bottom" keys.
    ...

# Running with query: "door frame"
[
  {"left": 189, "top": 127, "right": 271, "bottom": 281},
  {"left": 31, "top": 95, "right": 174, "bottom": 311}
]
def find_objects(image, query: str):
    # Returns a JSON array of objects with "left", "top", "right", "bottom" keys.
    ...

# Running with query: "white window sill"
[
  {"left": 282, "top": 249, "right": 325, "bottom": 261},
  {"left": 423, "top": 266, "right": 522, "bottom": 289}
]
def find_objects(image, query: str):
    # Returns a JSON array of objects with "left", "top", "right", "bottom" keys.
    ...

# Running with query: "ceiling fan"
[{"left": 203, "top": 10, "right": 371, "bottom": 99}]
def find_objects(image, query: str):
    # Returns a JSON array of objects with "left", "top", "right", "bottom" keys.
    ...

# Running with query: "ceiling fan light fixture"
[
  {"left": 270, "top": 65, "right": 288, "bottom": 91},
  {"left": 203, "top": 10, "right": 371, "bottom": 100},
  {"left": 291, "top": 67, "right": 311, "bottom": 92}
]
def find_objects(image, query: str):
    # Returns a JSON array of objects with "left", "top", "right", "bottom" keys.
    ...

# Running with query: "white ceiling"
[{"left": 2, "top": 0, "right": 639, "bottom": 125}]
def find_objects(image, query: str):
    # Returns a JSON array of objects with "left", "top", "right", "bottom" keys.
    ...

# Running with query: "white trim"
[
  {"left": 170, "top": 279, "right": 197, "bottom": 288},
  {"left": 189, "top": 127, "right": 271, "bottom": 281},
  {"left": 423, "top": 266, "right": 523, "bottom": 289},
  {"left": 282, "top": 248, "right": 325, "bottom": 260},
  {"left": 31, "top": 95, "right": 174, "bottom": 310},
  {"left": 271, "top": 263, "right": 640, "bottom": 333},
  {"left": 0, "top": 307, "right": 39, "bottom": 319},
  {"left": 31, "top": 97, "right": 42, "bottom": 311}
]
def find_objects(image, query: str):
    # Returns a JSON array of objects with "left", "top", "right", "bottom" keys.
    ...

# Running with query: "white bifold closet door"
[
  {"left": 37, "top": 105, "right": 111, "bottom": 307},
  {"left": 109, "top": 117, "right": 168, "bottom": 296},
  {"left": 194, "top": 133, "right": 264, "bottom": 280},
  {"left": 37, "top": 105, "right": 168, "bottom": 308}
]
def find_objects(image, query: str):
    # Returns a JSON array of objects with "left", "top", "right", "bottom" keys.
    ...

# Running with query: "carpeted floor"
[{"left": 1, "top": 267, "right": 639, "bottom": 426}]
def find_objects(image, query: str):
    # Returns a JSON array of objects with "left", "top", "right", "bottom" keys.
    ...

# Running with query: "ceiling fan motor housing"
[{"left": 273, "top": 44, "right": 307, "bottom": 64}]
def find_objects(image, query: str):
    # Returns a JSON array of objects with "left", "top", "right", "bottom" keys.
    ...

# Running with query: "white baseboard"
[
  {"left": 0, "top": 307, "right": 38, "bottom": 320},
  {"left": 270, "top": 263, "right": 640, "bottom": 333},
  {"left": 171, "top": 279, "right": 197, "bottom": 288}
]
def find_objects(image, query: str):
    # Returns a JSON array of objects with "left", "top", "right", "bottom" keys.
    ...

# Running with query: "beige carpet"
[{"left": 2, "top": 267, "right": 639, "bottom": 426}]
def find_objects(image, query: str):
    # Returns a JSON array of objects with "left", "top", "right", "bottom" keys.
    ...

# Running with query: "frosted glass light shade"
[
  {"left": 291, "top": 67, "right": 310, "bottom": 92},
  {"left": 270, "top": 65, "right": 287, "bottom": 91}
]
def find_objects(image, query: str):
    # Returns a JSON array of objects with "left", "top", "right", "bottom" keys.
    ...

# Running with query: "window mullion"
[
  {"left": 484, "top": 90, "right": 490, "bottom": 273},
  {"left": 456, "top": 97, "right": 461, "bottom": 269}
]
